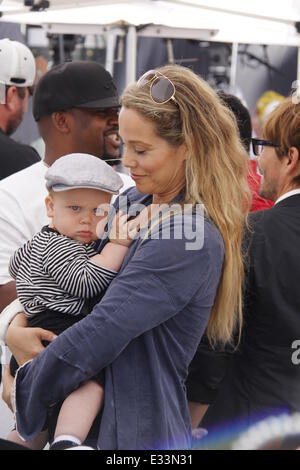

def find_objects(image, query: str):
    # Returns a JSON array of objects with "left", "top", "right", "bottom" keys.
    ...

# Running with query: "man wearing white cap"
[{"left": 0, "top": 38, "right": 40, "bottom": 180}]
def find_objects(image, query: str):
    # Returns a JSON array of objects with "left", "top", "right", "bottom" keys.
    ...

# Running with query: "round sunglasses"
[{"left": 137, "top": 70, "right": 177, "bottom": 105}]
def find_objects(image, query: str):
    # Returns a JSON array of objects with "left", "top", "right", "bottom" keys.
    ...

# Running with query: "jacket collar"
[
  {"left": 274, "top": 191, "right": 300, "bottom": 208},
  {"left": 275, "top": 189, "right": 300, "bottom": 205}
]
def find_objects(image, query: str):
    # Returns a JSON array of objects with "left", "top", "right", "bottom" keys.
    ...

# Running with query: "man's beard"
[
  {"left": 6, "top": 109, "right": 23, "bottom": 136},
  {"left": 258, "top": 178, "right": 276, "bottom": 201}
]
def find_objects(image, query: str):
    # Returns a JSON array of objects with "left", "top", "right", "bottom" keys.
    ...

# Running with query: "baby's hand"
[{"left": 109, "top": 211, "right": 140, "bottom": 247}]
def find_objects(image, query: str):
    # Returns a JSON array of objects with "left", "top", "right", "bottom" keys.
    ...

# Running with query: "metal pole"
[
  {"left": 230, "top": 42, "right": 238, "bottom": 92},
  {"left": 167, "top": 39, "right": 175, "bottom": 64},
  {"left": 105, "top": 31, "right": 116, "bottom": 76},
  {"left": 291, "top": 47, "right": 300, "bottom": 104},
  {"left": 297, "top": 47, "right": 300, "bottom": 82},
  {"left": 58, "top": 34, "right": 65, "bottom": 64},
  {"left": 126, "top": 25, "right": 137, "bottom": 85}
]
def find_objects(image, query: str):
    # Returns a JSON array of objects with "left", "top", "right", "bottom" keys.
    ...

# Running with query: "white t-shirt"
[{"left": 0, "top": 161, "right": 134, "bottom": 285}]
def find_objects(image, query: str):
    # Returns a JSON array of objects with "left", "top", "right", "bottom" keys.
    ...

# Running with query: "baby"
[{"left": 7, "top": 153, "right": 137, "bottom": 450}]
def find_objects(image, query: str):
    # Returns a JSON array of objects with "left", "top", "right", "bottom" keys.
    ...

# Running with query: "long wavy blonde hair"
[{"left": 121, "top": 65, "right": 251, "bottom": 345}]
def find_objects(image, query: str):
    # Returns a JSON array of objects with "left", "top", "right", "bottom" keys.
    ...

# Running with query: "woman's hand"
[
  {"left": 109, "top": 206, "right": 162, "bottom": 247},
  {"left": 2, "top": 365, "right": 14, "bottom": 411},
  {"left": 109, "top": 211, "right": 140, "bottom": 247},
  {"left": 6, "top": 313, "right": 57, "bottom": 366}
]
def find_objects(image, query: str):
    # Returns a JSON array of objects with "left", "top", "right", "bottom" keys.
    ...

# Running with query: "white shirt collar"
[{"left": 275, "top": 189, "right": 300, "bottom": 205}]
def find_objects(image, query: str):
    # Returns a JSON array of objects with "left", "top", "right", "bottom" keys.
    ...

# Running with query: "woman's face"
[{"left": 119, "top": 107, "right": 187, "bottom": 202}]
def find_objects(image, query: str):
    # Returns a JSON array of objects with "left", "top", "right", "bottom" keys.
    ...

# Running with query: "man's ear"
[
  {"left": 45, "top": 195, "right": 55, "bottom": 218},
  {"left": 5, "top": 86, "right": 18, "bottom": 111},
  {"left": 286, "top": 146, "right": 299, "bottom": 170},
  {"left": 51, "top": 111, "right": 72, "bottom": 134}
]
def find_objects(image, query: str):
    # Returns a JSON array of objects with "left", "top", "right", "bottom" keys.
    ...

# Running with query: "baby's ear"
[{"left": 45, "top": 195, "right": 54, "bottom": 218}]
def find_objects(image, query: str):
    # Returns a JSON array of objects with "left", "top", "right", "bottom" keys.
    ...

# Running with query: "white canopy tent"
[
  {"left": 1, "top": 0, "right": 300, "bottom": 45},
  {"left": 1, "top": 0, "right": 300, "bottom": 85}
]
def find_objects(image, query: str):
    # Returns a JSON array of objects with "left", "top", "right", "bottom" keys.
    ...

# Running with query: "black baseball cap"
[{"left": 33, "top": 60, "right": 120, "bottom": 121}]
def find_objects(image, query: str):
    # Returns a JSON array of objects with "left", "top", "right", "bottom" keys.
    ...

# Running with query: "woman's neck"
[{"left": 152, "top": 186, "right": 185, "bottom": 205}]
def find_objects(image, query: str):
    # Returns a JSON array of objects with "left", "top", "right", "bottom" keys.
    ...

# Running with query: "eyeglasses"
[
  {"left": 252, "top": 138, "right": 280, "bottom": 157},
  {"left": 137, "top": 70, "right": 177, "bottom": 105}
]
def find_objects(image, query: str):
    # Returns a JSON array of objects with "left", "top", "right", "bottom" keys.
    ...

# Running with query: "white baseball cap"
[{"left": 0, "top": 38, "right": 36, "bottom": 104}]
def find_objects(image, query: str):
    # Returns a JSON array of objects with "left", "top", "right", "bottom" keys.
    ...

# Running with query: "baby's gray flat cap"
[{"left": 45, "top": 153, "right": 124, "bottom": 195}]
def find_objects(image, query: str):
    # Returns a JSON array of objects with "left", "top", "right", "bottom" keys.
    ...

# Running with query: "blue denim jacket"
[{"left": 14, "top": 188, "right": 224, "bottom": 450}]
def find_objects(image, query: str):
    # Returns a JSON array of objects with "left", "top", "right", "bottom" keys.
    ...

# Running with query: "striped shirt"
[{"left": 9, "top": 226, "right": 117, "bottom": 318}]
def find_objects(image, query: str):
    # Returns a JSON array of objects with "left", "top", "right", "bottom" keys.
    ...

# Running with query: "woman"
[{"left": 2, "top": 65, "right": 250, "bottom": 450}]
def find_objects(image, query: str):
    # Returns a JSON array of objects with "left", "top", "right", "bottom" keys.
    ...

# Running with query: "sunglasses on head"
[{"left": 137, "top": 70, "right": 177, "bottom": 105}]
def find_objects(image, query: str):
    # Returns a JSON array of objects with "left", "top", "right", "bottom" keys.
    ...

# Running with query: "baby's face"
[{"left": 45, "top": 188, "right": 112, "bottom": 244}]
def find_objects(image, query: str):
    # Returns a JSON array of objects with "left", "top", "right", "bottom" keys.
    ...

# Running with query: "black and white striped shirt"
[{"left": 9, "top": 226, "right": 117, "bottom": 318}]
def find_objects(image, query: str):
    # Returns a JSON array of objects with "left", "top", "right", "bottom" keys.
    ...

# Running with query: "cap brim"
[
  {"left": 51, "top": 183, "right": 119, "bottom": 195},
  {"left": 75, "top": 96, "right": 120, "bottom": 109}
]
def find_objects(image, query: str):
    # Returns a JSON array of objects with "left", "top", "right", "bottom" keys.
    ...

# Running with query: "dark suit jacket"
[
  {"left": 0, "top": 128, "right": 40, "bottom": 181},
  {"left": 187, "top": 194, "right": 300, "bottom": 431}
]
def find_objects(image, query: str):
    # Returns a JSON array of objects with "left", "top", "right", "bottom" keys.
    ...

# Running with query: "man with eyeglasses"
[
  {"left": 188, "top": 97, "right": 300, "bottom": 444},
  {"left": 220, "top": 93, "right": 274, "bottom": 213},
  {"left": 251, "top": 136, "right": 295, "bottom": 202},
  {"left": 0, "top": 39, "right": 40, "bottom": 181}
]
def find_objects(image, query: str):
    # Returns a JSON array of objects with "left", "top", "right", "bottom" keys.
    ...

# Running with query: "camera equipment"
[{"left": 24, "top": 1, "right": 50, "bottom": 11}]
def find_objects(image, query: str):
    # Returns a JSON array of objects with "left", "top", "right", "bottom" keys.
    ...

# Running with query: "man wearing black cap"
[
  {"left": 0, "top": 61, "right": 133, "bottom": 319},
  {"left": 33, "top": 60, "right": 123, "bottom": 165}
]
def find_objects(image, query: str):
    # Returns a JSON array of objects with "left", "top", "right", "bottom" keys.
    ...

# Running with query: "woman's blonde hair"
[{"left": 121, "top": 65, "right": 251, "bottom": 345}]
